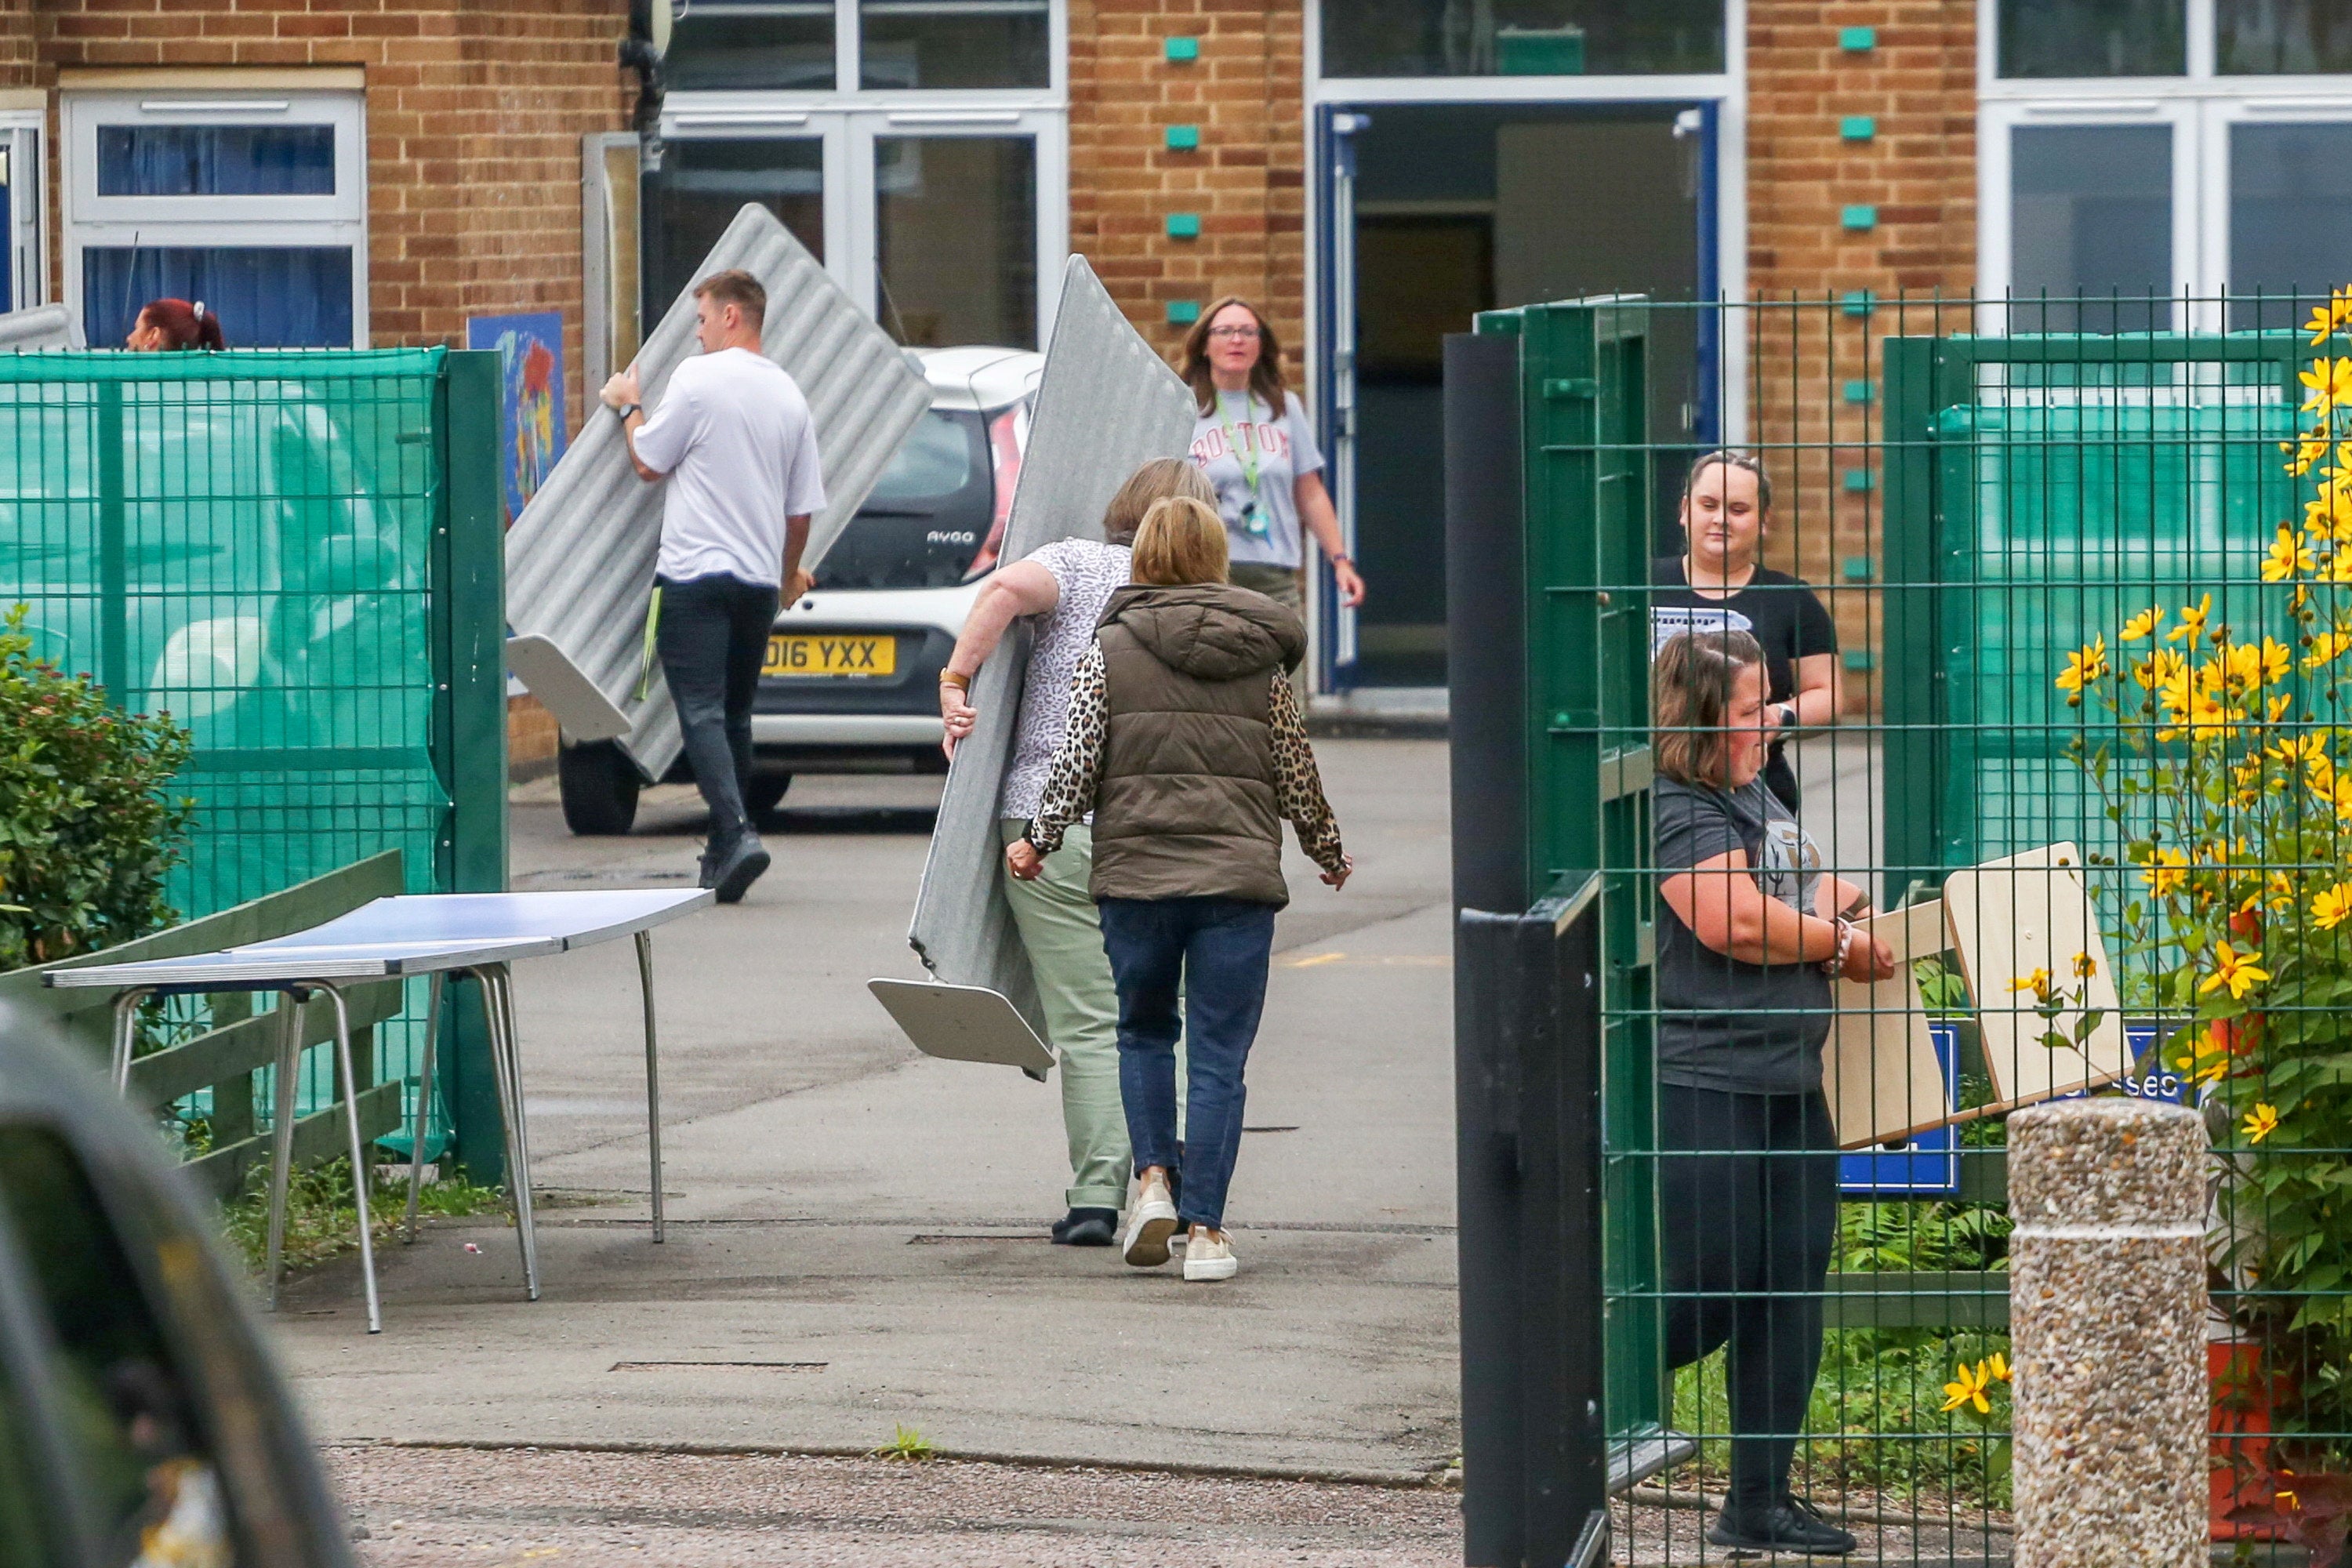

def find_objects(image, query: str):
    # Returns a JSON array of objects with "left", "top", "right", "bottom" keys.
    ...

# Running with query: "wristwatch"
[
  {"left": 1774, "top": 702, "right": 1798, "bottom": 730},
  {"left": 615, "top": 402, "right": 641, "bottom": 420}
]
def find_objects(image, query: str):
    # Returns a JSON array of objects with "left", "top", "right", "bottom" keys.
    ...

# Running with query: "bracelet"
[
  {"left": 1820, "top": 917, "right": 1854, "bottom": 976},
  {"left": 939, "top": 670, "right": 971, "bottom": 691}
]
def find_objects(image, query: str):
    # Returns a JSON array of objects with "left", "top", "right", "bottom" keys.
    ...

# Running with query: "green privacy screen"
[{"left": 0, "top": 348, "right": 507, "bottom": 1159}]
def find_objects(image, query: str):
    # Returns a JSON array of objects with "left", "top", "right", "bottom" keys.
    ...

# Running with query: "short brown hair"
[
  {"left": 1177, "top": 296, "right": 1288, "bottom": 417},
  {"left": 1130, "top": 496, "right": 1229, "bottom": 586},
  {"left": 1651, "top": 630, "right": 1766, "bottom": 788},
  {"left": 694, "top": 269, "right": 766, "bottom": 325},
  {"left": 1684, "top": 449, "right": 1772, "bottom": 512},
  {"left": 1102, "top": 458, "right": 1216, "bottom": 547}
]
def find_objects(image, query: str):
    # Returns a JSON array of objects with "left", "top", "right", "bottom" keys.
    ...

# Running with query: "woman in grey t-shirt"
[
  {"left": 936, "top": 459, "right": 1215, "bottom": 1247},
  {"left": 1178, "top": 296, "right": 1366, "bottom": 621},
  {"left": 1650, "top": 629, "right": 1892, "bottom": 1556}
]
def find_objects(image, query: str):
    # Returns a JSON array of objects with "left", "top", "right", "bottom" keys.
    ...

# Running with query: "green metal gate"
[
  {"left": 0, "top": 347, "right": 508, "bottom": 1173},
  {"left": 1465, "top": 292, "right": 2352, "bottom": 1563}
]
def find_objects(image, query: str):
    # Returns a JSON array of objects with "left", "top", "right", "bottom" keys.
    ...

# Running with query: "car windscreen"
[{"left": 812, "top": 408, "right": 993, "bottom": 590}]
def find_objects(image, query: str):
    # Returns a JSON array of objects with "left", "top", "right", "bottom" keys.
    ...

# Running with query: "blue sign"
[{"left": 1839, "top": 1022, "right": 1963, "bottom": 1197}]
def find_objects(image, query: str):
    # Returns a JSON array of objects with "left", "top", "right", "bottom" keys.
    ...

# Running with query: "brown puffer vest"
[{"left": 1087, "top": 582, "right": 1308, "bottom": 907}]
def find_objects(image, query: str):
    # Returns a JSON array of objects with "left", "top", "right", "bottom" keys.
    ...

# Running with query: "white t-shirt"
[{"left": 632, "top": 347, "right": 828, "bottom": 586}]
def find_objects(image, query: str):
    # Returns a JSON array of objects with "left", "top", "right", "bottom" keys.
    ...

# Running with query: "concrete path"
[{"left": 278, "top": 740, "right": 1462, "bottom": 1481}]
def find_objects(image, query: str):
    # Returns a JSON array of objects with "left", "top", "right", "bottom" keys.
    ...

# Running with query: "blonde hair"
[
  {"left": 1651, "top": 630, "right": 1766, "bottom": 788},
  {"left": 1131, "top": 496, "right": 1229, "bottom": 586},
  {"left": 1102, "top": 458, "right": 1216, "bottom": 546}
]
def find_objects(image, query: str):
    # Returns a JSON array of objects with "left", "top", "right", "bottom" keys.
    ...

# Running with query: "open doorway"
[{"left": 1331, "top": 103, "right": 1706, "bottom": 688}]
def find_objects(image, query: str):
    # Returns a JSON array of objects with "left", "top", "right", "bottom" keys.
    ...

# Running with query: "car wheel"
[
  {"left": 746, "top": 772, "right": 793, "bottom": 816},
  {"left": 557, "top": 739, "right": 642, "bottom": 835}
]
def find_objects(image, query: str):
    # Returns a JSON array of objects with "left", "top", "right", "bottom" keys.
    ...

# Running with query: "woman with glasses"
[
  {"left": 1178, "top": 296, "right": 1367, "bottom": 621},
  {"left": 1651, "top": 451, "right": 1840, "bottom": 809}
]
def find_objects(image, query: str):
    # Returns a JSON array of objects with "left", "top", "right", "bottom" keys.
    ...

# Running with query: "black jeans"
[
  {"left": 1658, "top": 1083, "right": 1840, "bottom": 1508},
  {"left": 655, "top": 572, "right": 778, "bottom": 848}
]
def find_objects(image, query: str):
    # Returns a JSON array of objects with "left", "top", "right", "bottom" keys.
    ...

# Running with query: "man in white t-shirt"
[{"left": 599, "top": 269, "right": 827, "bottom": 903}]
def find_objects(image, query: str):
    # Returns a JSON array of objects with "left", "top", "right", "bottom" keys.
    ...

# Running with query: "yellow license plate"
[{"left": 764, "top": 633, "right": 897, "bottom": 677}]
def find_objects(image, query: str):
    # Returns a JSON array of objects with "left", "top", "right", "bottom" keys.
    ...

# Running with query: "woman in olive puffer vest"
[{"left": 1009, "top": 495, "right": 1351, "bottom": 1283}]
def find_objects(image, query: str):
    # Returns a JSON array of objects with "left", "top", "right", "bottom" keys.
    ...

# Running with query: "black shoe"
[
  {"left": 1705, "top": 1497, "right": 1857, "bottom": 1555},
  {"left": 1050, "top": 1207, "right": 1118, "bottom": 1247},
  {"left": 696, "top": 848, "right": 720, "bottom": 890},
  {"left": 710, "top": 833, "right": 771, "bottom": 905}
]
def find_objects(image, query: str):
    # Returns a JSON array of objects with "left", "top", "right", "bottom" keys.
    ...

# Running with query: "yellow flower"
[
  {"left": 2134, "top": 648, "right": 2187, "bottom": 691},
  {"left": 2289, "top": 435, "right": 2331, "bottom": 477},
  {"left": 2307, "top": 630, "right": 2352, "bottom": 669},
  {"left": 2168, "top": 594, "right": 2214, "bottom": 644},
  {"left": 2267, "top": 524, "right": 2318, "bottom": 582},
  {"left": 2120, "top": 606, "right": 2165, "bottom": 642},
  {"left": 2056, "top": 637, "right": 2109, "bottom": 699},
  {"left": 2300, "top": 358, "right": 2352, "bottom": 416},
  {"left": 1940, "top": 1359, "right": 1995, "bottom": 1415},
  {"left": 2262, "top": 637, "right": 2296, "bottom": 686},
  {"left": 2244, "top": 1102, "right": 2282, "bottom": 1144},
  {"left": 2141, "top": 847, "right": 2190, "bottom": 896},
  {"left": 2314, "top": 882, "right": 2352, "bottom": 931},
  {"left": 1985, "top": 1352, "right": 2011, "bottom": 1385},
  {"left": 2009, "top": 968, "right": 2054, "bottom": 1003},
  {"left": 2200, "top": 941, "right": 2271, "bottom": 1000},
  {"left": 2307, "top": 289, "right": 2352, "bottom": 345},
  {"left": 2071, "top": 950, "right": 2098, "bottom": 979},
  {"left": 2269, "top": 692, "right": 2296, "bottom": 724}
]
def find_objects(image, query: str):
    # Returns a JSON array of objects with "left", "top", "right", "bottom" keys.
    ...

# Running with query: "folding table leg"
[
  {"left": 481, "top": 965, "right": 540, "bottom": 1302},
  {"left": 404, "top": 971, "right": 445, "bottom": 1243},
  {"left": 635, "top": 931, "right": 665, "bottom": 1244},
  {"left": 263, "top": 991, "right": 303, "bottom": 1312},
  {"left": 109, "top": 988, "right": 153, "bottom": 1093},
  {"left": 320, "top": 982, "right": 382, "bottom": 1335}
]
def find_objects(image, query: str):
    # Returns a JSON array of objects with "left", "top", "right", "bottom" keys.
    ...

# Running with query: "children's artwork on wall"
[{"left": 466, "top": 312, "right": 566, "bottom": 524}]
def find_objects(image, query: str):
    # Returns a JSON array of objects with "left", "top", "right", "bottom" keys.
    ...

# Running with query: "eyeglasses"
[{"left": 1207, "top": 325, "right": 1261, "bottom": 340}]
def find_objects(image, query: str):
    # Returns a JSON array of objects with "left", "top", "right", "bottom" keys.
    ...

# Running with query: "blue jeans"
[{"left": 1096, "top": 896, "right": 1278, "bottom": 1231}]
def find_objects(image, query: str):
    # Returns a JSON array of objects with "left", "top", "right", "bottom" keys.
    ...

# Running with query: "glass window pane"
[
  {"left": 2229, "top": 122, "right": 2352, "bottom": 328},
  {"left": 2010, "top": 124, "right": 2172, "bottom": 332},
  {"left": 665, "top": 2, "right": 836, "bottom": 89},
  {"left": 874, "top": 136, "right": 1036, "bottom": 349},
  {"left": 82, "top": 246, "right": 354, "bottom": 348},
  {"left": 815, "top": 409, "right": 1000, "bottom": 590},
  {"left": 1319, "top": 0, "right": 1722, "bottom": 76},
  {"left": 860, "top": 0, "right": 1051, "bottom": 89},
  {"left": 0, "top": 1126, "right": 240, "bottom": 1566},
  {"left": 2219, "top": 0, "right": 2352, "bottom": 71},
  {"left": 1998, "top": 0, "right": 2186, "bottom": 74},
  {"left": 96, "top": 124, "right": 335, "bottom": 197},
  {"left": 644, "top": 139, "right": 825, "bottom": 321}
]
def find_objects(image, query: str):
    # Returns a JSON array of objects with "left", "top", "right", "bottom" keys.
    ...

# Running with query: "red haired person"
[{"left": 125, "top": 299, "right": 226, "bottom": 351}]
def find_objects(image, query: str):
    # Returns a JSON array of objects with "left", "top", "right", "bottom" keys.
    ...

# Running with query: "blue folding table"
[{"left": 45, "top": 889, "right": 712, "bottom": 1332}]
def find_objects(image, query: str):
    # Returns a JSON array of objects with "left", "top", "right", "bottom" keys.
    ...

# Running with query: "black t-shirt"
[
  {"left": 1653, "top": 774, "right": 1834, "bottom": 1095},
  {"left": 1650, "top": 557, "right": 1838, "bottom": 809}
]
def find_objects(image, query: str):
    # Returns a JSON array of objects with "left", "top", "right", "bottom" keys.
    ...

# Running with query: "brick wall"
[
  {"left": 23, "top": 0, "right": 633, "bottom": 430},
  {"left": 1069, "top": 0, "right": 1308, "bottom": 390},
  {"left": 1747, "top": 0, "right": 1977, "bottom": 712}
]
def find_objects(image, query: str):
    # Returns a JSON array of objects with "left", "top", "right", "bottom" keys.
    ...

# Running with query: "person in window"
[
  {"left": 1009, "top": 495, "right": 1352, "bottom": 1283},
  {"left": 1652, "top": 628, "right": 1891, "bottom": 1556},
  {"left": 1651, "top": 451, "right": 1838, "bottom": 808},
  {"left": 1178, "top": 296, "right": 1366, "bottom": 625},
  {"left": 125, "top": 299, "right": 225, "bottom": 352},
  {"left": 935, "top": 457, "right": 1220, "bottom": 1249}
]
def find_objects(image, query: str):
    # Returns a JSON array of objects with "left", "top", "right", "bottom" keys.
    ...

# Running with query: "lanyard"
[{"left": 1217, "top": 391, "right": 1262, "bottom": 495}]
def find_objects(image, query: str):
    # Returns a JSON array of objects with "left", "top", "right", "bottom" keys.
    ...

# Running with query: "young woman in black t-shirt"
[
  {"left": 1652, "top": 629, "right": 1892, "bottom": 1555},
  {"left": 1651, "top": 451, "right": 1840, "bottom": 808}
]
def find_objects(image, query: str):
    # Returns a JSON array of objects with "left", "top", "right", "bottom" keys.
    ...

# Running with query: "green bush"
[{"left": 0, "top": 604, "right": 194, "bottom": 973}]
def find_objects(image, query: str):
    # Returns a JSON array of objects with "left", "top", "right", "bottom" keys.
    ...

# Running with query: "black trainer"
[
  {"left": 1705, "top": 1497, "right": 1857, "bottom": 1555},
  {"left": 1050, "top": 1207, "right": 1118, "bottom": 1247},
  {"left": 710, "top": 833, "right": 771, "bottom": 905}
]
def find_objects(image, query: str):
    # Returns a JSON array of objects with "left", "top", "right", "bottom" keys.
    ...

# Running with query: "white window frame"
[
  {"left": 666, "top": 0, "right": 1065, "bottom": 106},
  {"left": 62, "top": 89, "right": 368, "bottom": 347},
  {"left": 0, "top": 105, "right": 46, "bottom": 314},
  {"left": 1979, "top": 0, "right": 2352, "bottom": 330}
]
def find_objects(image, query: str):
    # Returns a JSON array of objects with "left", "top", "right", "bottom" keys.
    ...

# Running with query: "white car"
[{"left": 558, "top": 345, "right": 1044, "bottom": 834}]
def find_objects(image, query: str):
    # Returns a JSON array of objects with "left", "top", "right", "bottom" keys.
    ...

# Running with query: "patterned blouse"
[
  {"left": 1027, "top": 645, "right": 1348, "bottom": 876},
  {"left": 1000, "top": 538, "right": 1132, "bottom": 819}
]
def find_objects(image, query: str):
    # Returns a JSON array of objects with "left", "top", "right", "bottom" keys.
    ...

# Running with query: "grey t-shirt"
[
  {"left": 1653, "top": 774, "right": 1834, "bottom": 1094},
  {"left": 1188, "top": 391, "right": 1325, "bottom": 570}
]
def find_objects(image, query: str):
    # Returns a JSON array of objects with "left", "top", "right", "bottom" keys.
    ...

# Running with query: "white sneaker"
[
  {"left": 1181, "top": 1229, "right": 1238, "bottom": 1283},
  {"left": 1121, "top": 1174, "right": 1178, "bottom": 1267}
]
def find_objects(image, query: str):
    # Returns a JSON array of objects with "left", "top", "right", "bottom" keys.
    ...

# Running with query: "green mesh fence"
[
  {"left": 1482, "top": 295, "right": 2352, "bottom": 1562},
  {"left": 0, "top": 348, "right": 502, "bottom": 1163}
]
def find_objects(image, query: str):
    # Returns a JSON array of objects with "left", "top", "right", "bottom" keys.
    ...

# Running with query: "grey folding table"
[{"left": 45, "top": 889, "right": 712, "bottom": 1333}]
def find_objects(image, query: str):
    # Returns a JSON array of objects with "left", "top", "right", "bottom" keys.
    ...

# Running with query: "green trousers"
[{"left": 1000, "top": 819, "right": 1131, "bottom": 1210}]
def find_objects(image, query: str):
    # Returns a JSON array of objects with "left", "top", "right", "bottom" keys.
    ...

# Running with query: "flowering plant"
[{"left": 2057, "top": 296, "right": 2352, "bottom": 1457}]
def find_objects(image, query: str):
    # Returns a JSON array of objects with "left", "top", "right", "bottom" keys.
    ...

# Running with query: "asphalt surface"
[{"left": 277, "top": 739, "right": 1462, "bottom": 1554}]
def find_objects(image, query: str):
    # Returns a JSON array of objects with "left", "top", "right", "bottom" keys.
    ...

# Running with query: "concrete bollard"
[{"left": 2010, "top": 1096, "right": 2209, "bottom": 1566}]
